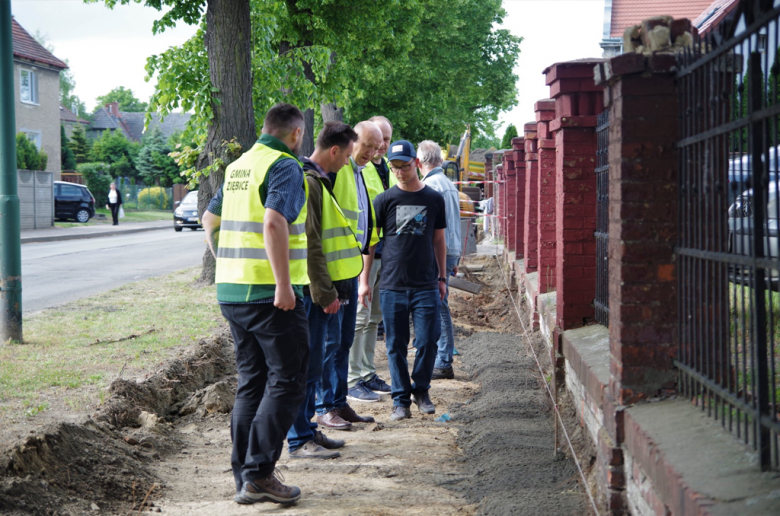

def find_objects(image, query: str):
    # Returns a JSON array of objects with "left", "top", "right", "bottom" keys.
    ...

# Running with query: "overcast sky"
[{"left": 11, "top": 0, "right": 605, "bottom": 133}]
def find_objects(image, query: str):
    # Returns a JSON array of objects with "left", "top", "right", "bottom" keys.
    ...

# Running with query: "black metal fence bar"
[
  {"left": 676, "top": 3, "right": 780, "bottom": 471},
  {"left": 594, "top": 110, "right": 610, "bottom": 327}
]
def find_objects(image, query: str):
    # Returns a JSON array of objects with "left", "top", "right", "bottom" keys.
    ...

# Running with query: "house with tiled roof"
[
  {"left": 87, "top": 101, "right": 192, "bottom": 143},
  {"left": 11, "top": 16, "right": 68, "bottom": 178},
  {"left": 60, "top": 104, "right": 89, "bottom": 140},
  {"left": 599, "top": 0, "right": 738, "bottom": 56}
]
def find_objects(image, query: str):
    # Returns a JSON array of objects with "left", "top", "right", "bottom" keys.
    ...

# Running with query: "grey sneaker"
[
  {"left": 347, "top": 381, "right": 381, "bottom": 402},
  {"left": 411, "top": 392, "right": 435, "bottom": 414},
  {"left": 236, "top": 469, "right": 301, "bottom": 504},
  {"left": 289, "top": 440, "right": 340, "bottom": 459},
  {"left": 313, "top": 430, "right": 345, "bottom": 449},
  {"left": 390, "top": 406, "right": 412, "bottom": 421}
]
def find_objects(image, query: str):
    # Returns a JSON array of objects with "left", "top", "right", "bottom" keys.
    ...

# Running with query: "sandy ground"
[{"left": 0, "top": 255, "right": 591, "bottom": 515}]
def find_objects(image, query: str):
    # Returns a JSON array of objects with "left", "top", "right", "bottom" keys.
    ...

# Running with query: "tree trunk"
[
  {"left": 197, "top": 0, "right": 257, "bottom": 284},
  {"left": 300, "top": 108, "right": 315, "bottom": 157},
  {"left": 321, "top": 103, "right": 344, "bottom": 123}
]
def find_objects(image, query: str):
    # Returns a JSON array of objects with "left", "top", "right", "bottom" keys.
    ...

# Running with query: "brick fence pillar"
[
  {"left": 599, "top": 54, "right": 680, "bottom": 405},
  {"left": 544, "top": 59, "right": 604, "bottom": 330},
  {"left": 502, "top": 151, "right": 518, "bottom": 255},
  {"left": 484, "top": 157, "right": 493, "bottom": 202},
  {"left": 535, "top": 99, "right": 557, "bottom": 293},
  {"left": 495, "top": 160, "right": 505, "bottom": 244},
  {"left": 522, "top": 123, "right": 539, "bottom": 273},
  {"left": 513, "top": 137, "right": 526, "bottom": 258}
]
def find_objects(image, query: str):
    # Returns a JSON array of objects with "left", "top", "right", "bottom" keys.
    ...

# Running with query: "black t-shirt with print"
[{"left": 373, "top": 184, "right": 447, "bottom": 290}]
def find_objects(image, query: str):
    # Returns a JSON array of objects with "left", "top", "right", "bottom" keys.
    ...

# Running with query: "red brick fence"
[{"left": 490, "top": 49, "right": 780, "bottom": 515}]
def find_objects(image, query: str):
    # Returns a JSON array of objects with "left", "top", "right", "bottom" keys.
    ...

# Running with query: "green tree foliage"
[
  {"left": 16, "top": 134, "right": 48, "bottom": 171},
  {"left": 89, "top": 130, "right": 140, "bottom": 178},
  {"left": 94, "top": 86, "right": 149, "bottom": 113},
  {"left": 347, "top": 0, "right": 520, "bottom": 144},
  {"left": 501, "top": 124, "right": 519, "bottom": 150},
  {"left": 69, "top": 125, "right": 91, "bottom": 164},
  {"left": 61, "top": 126, "right": 77, "bottom": 171},
  {"left": 473, "top": 126, "right": 500, "bottom": 149},
  {"left": 135, "top": 126, "right": 181, "bottom": 186},
  {"left": 78, "top": 162, "right": 113, "bottom": 205}
]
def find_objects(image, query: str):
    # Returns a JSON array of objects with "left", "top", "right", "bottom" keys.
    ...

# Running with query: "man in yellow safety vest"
[
  {"left": 286, "top": 121, "right": 365, "bottom": 458},
  {"left": 202, "top": 103, "right": 309, "bottom": 506},
  {"left": 321, "top": 121, "right": 383, "bottom": 425},
  {"left": 348, "top": 115, "right": 396, "bottom": 401}
]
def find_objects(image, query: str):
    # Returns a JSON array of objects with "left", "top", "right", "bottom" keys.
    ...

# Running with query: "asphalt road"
[{"left": 21, "top": 228, "right": 207, "bottom": 314}]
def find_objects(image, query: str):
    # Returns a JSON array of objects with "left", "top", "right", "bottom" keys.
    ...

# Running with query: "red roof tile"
[
  {"left": 693, "top": 0, "right": 739, "bottom": 35},
  {"left": 610, "top": 0, "right": 714, "bottom": 37},
  {"left": 11, "top": 17, "right": 68, "bottom": 69}
]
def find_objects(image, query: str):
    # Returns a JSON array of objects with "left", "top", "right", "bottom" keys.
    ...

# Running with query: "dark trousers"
[
  {"left": 287, "top": 295, "right": 341, "bottom": 451},
  {"left": 220, "top": 301, "right": 309, "bottom": 492},
  {"left": 108, "top": 203, "right": 120, "bottom": 225},
  {"left": 317, "top": 276, "right": 358, "bottom": 413},
  {"left": 380, "top": 288, "right": 441, "bottom": 407}
]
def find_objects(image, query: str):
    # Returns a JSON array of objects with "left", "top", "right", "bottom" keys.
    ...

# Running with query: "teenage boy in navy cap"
[{"left": 358, "top": 140, "right": 448, "bottom": 421}]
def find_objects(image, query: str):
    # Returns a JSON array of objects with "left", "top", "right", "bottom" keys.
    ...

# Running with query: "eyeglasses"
[{"left": 390, "top": 162, "right": 415, "bottom": 173}]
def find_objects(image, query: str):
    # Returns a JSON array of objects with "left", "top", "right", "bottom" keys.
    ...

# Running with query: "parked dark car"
[
  {"left": 173, "top": 190, "right": 200, "bottom": 231},
  {"left": 54, "top": 181, "right": 95, "bottom": 223},
  {"left": 727, "top": 180, "right": 780, "bottom": 289}
]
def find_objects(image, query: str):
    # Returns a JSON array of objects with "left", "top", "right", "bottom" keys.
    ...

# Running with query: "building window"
[
  {"left": 22, "top": 130, "right": 42, "bottom": 150},
  {"left": 20, "top": 69, "right": 38, "bottom": 104}
]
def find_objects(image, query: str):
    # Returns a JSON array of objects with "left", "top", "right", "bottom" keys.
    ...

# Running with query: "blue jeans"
[
  {"left": 316, "top": 277, "right": 358, "bottom": 414},
  {"left": 380, "top": 288, "right": 441, "bottom": 407},
  {"left": 287, "top": 296, "right": 340, "bottom": 452},
  {"left": 435, "top": 256, "right": 460, "bottom": 369}
]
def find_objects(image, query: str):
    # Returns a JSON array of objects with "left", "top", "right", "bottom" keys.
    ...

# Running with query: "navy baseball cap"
[{"left": 387, "top": 140, "right": 416, "bottom": 162}]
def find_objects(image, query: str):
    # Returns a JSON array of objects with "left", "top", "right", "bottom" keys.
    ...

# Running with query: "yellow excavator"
[{"left": 442, "top": 126, "right": 487, "bottom": 215}]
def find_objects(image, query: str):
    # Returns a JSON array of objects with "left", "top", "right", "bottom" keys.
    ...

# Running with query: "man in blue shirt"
[
  {"left": 418, "top": 140, "right": 462, "bottom": 380},
  {"left": 202, "top": 103, "right": 309, "bottom": 506}
]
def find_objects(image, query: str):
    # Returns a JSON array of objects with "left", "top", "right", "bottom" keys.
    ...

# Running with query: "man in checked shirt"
[{"left": 202, "top": 103, "right": 309, "bottom": 506}]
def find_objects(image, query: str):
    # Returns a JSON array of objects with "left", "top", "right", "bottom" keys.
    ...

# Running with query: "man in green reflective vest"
[
  {"left": 325, "top": 121, "right": 383, "bottom": 423},
  {"left": 348, "top": 115, "right": 396, "bottom": 401},
  {"left": 286, "top": 121, "right": 364, "bottom": 458},
  {"left": 201, "top": 103, "right": 309, "bottom": 505}
]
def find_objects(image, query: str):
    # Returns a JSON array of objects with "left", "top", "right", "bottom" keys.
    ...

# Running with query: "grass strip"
[{"left": 0, "top": 267, "right": 221, "bottom": 418}]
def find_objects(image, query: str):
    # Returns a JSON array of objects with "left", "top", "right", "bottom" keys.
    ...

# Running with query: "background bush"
[
  {"left": 16, "top": 133, "right": 48, "bottom": 171},
  {"left": 138, "top": 186, "right": 170, "bottom": 210}
]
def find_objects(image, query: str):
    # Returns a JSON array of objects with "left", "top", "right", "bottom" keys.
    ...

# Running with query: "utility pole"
[{"left": 0, "top": 0, "right": 22, "bottom": 343}]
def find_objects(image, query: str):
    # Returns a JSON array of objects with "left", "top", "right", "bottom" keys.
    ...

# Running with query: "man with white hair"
[
  {"left": 347, "top": 115, "right": 396, "bottom": 401},
  {"left": 418, "top": 140, "right": 462, "bottom": 380}
]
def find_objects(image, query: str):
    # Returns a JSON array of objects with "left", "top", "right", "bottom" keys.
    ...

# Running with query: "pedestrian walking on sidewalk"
[
  {"left": 106, "top": 182, "right": 122, "bottom": 226},
  {"left": 347, "top": 115, "right": 396, "bottom": 401},
  {"left": 286, "top": 122, "right": 363, "bottom": 459},
  {"left": 418, "top": 141, "right": 462, "bottom": 380},
  {"left": 201, "top": 103, "right": 309, "bottom": 506},
  {"left": 360, "top": 140, "right": 448, "bottom": 421}
]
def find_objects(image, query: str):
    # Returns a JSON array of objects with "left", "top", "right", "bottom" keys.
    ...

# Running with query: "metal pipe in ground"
[{"left": 0, "top": 0, "right": 23, "bottom": 342}]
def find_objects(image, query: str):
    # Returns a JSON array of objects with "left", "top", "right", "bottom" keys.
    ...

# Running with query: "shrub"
[
  {"left": 138, "top": 186, "right": 170, "bottom": 210},
  {"left": 78, "top": 162, "right": 113, "bottom": 205},
  {"left": 16, "top": 133, "right": 44, "bottom": 170}
]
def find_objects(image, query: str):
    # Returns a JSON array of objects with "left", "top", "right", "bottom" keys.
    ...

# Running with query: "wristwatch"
[{"left": 438, "top": 277, "right": 447, "bottom": 282}]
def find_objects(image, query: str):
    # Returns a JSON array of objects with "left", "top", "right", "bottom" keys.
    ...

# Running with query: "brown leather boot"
[
  {"left": 236, "top": 469, "right": 301, "bottom": 504},
  {"left": 316, "top": 409, "right": 352, "bottom": 430}
]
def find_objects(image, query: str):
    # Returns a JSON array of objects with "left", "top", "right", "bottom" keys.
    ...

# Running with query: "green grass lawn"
[
  {"left": 55, "top": 208, "right": 172, "bottom": 227},
  {"left": 0, "top": 268, "right": 221, "bottom": 417}
]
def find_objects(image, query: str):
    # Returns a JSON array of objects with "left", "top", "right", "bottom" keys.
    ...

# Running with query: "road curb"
[{"left": 21, "top": 225, "right": 171, "bottom": 244}]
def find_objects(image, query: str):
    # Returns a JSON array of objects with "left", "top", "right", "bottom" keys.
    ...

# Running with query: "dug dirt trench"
[{"left": 1, "top": 254, "right": 591, "bottom": 515}]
